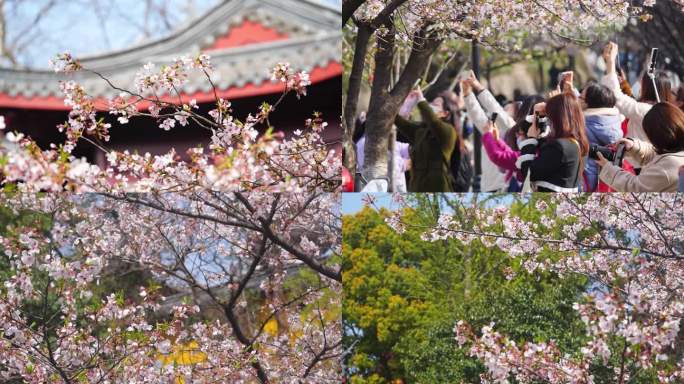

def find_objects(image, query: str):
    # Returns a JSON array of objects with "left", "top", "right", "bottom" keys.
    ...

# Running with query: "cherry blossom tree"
[
  {"left": 620, "top": 0, "right": 684, "bottom": 80},
  {"left": 342, "top": 0, "right": 661, "bottom": 185},
  {"left": 382, "top": 193, "right": 684, "bottom": 382},
  {"left": 0, "top": 191, "right": 342, "bottom": 383},
  {"left": 0, "top": 52, "right": 339, "bottom": 193}
]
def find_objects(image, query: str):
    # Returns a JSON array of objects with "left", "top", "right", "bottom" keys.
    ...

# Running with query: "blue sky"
[
  {"left": 342, "top": 193, "right": 521, "bottom": 215},
  {"left": 342, "top": 194, "right": 393, "bottom": 214},
  {"left": 3, "top": 0, "right": 341, "bottom": 69}
]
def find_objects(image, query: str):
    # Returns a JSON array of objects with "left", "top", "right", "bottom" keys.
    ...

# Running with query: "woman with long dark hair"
[
  {"left": 598, "top": 102, "right": 684, "bottom": 192},
  {"left": 517, "top": 92, "right": 590, "bottom": 192}
]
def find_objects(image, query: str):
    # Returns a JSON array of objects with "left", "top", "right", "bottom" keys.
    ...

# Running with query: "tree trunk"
[
  {"left": 362, "top": 23, "right": 397, "bottom": 181},
  {"left": 342, "top": 24, "right": 371, "bottom": 172},
  {"left": 342, "top": 0, "right": 366, "bottom": 26},
  {"left": 362, "top": 25, "right": 442, "bottom": 183}
]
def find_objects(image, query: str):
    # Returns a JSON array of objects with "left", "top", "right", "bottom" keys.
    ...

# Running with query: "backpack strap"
[{"left": 567, "top": 138, "right": 583, "bottom": 189}]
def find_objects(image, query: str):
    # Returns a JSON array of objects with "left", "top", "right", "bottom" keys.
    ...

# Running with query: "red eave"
[
  {"left": 0, "top": 60, "right": 342, "bottom": 111},
  {"left": 205, "top": 20, "right": 289, "bottom": 50}
]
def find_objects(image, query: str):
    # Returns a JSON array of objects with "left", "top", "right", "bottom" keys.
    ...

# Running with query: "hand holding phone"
[
  {"left": 490, "top": 112, "right": 498, "bottom": 124},
  {"left": 603, "top": 42, "right": 619, "bottom": 73},
  {"left": 459, "top": 79, "right": 472, "bottom": 97},
  {"left": 559, "top": 71, "right": 573, "bottom": 92},
  {"left": 457, "top": 70, "right": 471, "bottom": 82},
  {"left": 560, "top": 71, "right": 573, "bottom": 83}
]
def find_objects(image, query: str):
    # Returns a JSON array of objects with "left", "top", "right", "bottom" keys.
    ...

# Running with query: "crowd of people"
[{"left": 352, "top": 42, "right": 684, "bottom": 193}]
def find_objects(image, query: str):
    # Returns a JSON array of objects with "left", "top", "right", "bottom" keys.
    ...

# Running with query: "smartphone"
[
  {"left": 558, "top": 71, "right": 573, "bottom": 85},
  {"left": 490, "top": 112, "right": 498, "bottom": 123},
  {"left": 615, "top": 50, "right": 622, "bottom": 73},
  {"left": 458, "top": 69, "right": 471, "bottom": 82},
  {"left": 648, "top": 48, "right": 659, "bottom": 74}
]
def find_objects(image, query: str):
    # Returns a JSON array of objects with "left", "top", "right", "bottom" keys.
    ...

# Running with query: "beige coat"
[{"left": 599, "top": 139, "right": 684, "bottom": 192}]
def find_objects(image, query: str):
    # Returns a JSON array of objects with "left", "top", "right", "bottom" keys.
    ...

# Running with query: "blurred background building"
[{"left": 0, "top": 0, "right": 341, "bottom": 165}]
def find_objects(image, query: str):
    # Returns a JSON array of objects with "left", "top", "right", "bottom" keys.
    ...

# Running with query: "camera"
[
  {"left": 589, "top": 143, "right": 626, "bottom": 167},
  {"left": 490, "top": 112, "right": 498, "bottom": 124},
  {"left": 535, "top": 112, "right": 549, "bottom": 136},
  {"left": 519, "top": 112, "right": 549, "bottom": 137}
]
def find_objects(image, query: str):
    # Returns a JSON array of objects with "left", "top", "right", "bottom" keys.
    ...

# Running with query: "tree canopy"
[{"left": 343, "top": 194, "right": 589, "bottom": 383}]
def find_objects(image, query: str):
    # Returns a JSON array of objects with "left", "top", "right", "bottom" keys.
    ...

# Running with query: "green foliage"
[{"left": 343, "top": 197, "right": 588, "bottom": 383}]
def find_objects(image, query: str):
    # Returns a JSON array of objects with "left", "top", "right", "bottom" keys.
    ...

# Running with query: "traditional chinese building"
[{"left": 0, "top": 0, "right": 341, "bottom": 166}]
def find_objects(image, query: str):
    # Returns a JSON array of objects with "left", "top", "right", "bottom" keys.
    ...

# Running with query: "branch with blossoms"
[
  {"left": 0, "top": 52, "right": 339, "bottom": 193},
  {"left": 454, "top": 321, "right": 593, "bottom": 383},
  {"left": 378, "top": 193, "right": 684, "bottom": 382},
  {"left": 0, "top": 191, "right": 342, "bottom": 383}
]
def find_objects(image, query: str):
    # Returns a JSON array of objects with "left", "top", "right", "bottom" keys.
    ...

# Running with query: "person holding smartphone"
[
  {"left": 394, "top": 89, "right": 457, "bottom": 192},
  {"left": 601, "top": 42, "right": 673, "bottom": 147},
  {"left": 478, "top": 94, "right": 545, "bottom": 192},
  {"left": 460, "top": 70, "right": 516, "bottom": 192}
]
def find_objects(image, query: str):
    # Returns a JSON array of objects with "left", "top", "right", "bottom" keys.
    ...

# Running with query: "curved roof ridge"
[{"left": 70, "top": 0, "right": 339, "bottom": 66}]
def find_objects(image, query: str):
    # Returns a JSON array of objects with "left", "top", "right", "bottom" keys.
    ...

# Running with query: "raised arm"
[
  {"left": 477, "top": 90, "right": 516, "bottom": 132},
  {"left": 394, "top": 90, "right": 425, "bottom": 144},
  {"left": 467, "top": 71, "right": 516, "bottom": 132},
  {"left": 601, "top": 72, "right": 651, "bottom": 122},
  {"left": 462, "top": 79, "right": 490, "bottom": 134},
  {"left": 482, "top": 130, "right": 519, "bottom": 171},
  {"left": 601, "top": 42, "right": 651, "bottom": 122},
  {"left": 394, "top": 115, "right": 419, "bottom": 144}
]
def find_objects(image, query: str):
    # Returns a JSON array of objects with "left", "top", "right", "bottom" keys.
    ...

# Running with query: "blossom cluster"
[
  {"left": 1, "top": 52, "right": 339, "bottom": 193},
  {"left": 48, "top": 52, "right": 82, "bottom": 73},
  {"left": 454, "top": 321, "right": 591, "bottom": 383},
  {"left": 387, "top": 194, "right": 684, "bottom": 381},
  {"left": 272, "top": 62, "right": 311, "bottom": 99},
  {"left": 58, "top": 80, "right": 111, "bottom": 151},
  {"left": 353, "top": 0, "right": 653, "bottom": 51}
]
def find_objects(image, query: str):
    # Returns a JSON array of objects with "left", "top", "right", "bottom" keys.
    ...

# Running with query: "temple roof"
[{"left": 0, "top": 0, "right": 341, "bottom": 110}]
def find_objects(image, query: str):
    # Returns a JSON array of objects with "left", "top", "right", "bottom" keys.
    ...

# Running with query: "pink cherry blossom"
[
  {"left": 0, "top": 192, "right": 342, "bottom": 383},
  {"left": 1, "top": 52, "right": 339, "bottom": 193}
]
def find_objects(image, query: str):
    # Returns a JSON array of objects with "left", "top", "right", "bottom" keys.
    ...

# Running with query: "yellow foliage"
[
  {"left": 289, "top": 329, "right": 304, "bottom": 346},
  {"left": 158, "top": 340, "right": 208, "bottom": 366},
  {"left": 264, "top": 317, "right": 279, "bottom": 336}
]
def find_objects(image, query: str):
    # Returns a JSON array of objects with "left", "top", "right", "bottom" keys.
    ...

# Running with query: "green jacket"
[{"left": 395, "top": 101, "right": 457, "bottom": 192}]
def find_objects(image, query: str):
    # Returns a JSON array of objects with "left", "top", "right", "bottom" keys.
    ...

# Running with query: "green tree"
[{"left": 343, "top": 195, "right": 588, "bottom": 383}]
